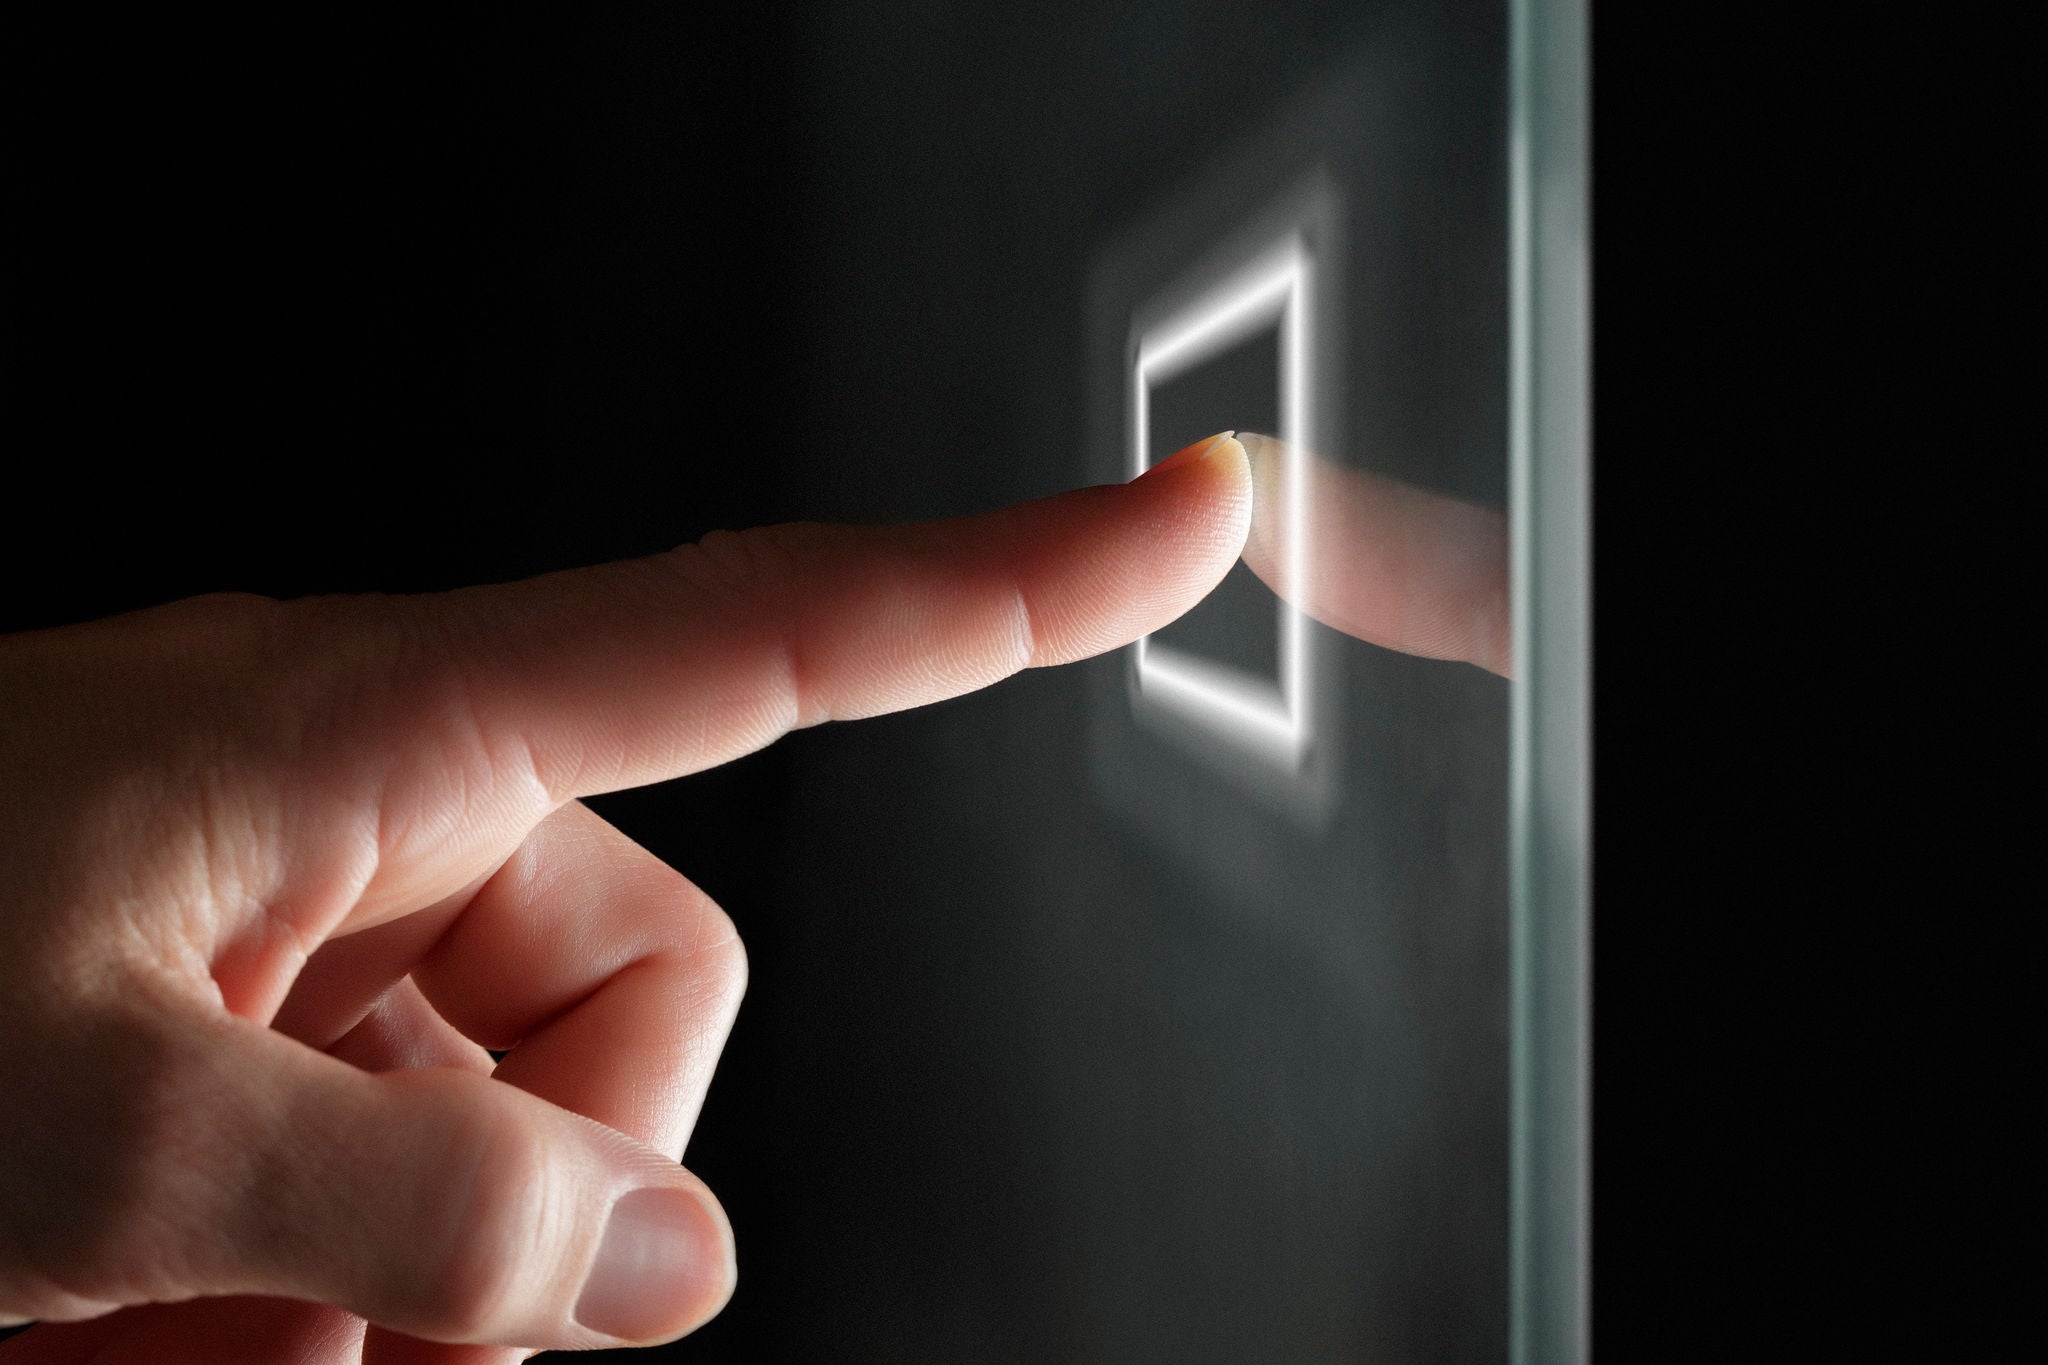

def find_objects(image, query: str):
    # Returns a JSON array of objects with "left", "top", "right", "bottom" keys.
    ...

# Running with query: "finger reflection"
[{"left": 1238, "top": 432, "right": 1510, "bottom": 677}]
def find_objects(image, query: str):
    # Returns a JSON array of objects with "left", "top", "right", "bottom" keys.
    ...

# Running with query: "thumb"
[{"left": 145, "top": 1018, "right": 734, "bottom": 1351}]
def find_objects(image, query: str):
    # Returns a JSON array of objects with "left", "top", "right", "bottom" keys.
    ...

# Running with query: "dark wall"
[
  {"left": 6, "top": 9, "right": 809, "bottom": 616},
  {"left": 7, "top": 5, "right": 1512, "bottom": 1361}
]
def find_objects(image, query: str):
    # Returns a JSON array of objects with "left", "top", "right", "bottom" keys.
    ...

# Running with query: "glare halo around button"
[{"left": 1130, "top": 233, "right": 1315, "bottom": 770}]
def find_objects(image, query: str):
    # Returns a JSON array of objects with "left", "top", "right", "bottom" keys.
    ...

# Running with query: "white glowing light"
[{"left": 1130, "top": 234, "right": 1315, "bottom": 769}]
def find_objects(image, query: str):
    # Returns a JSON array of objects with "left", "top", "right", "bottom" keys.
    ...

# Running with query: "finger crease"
[
  {"left": 777, "top": 621, "right": 824, "bottom": 730},
  {"left": 1007, "top": 575, "right": 1045, "bottom": 672}
]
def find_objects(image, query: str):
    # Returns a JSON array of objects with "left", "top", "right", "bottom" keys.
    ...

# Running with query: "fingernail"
[
  {"left": 1139, "top": 430, "right": 1237, "bottom": 480},
  {"left": 575, "top": 1187, "right": 734, "bottom": 1342}
]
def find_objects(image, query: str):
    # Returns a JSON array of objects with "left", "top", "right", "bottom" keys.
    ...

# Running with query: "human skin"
[
  {"left": 1236, "top": 432, "right": 1511, "bottom": 678},
  {"left": 0, "top": 435, "right": 1251, "bottom": 1364},
  {"left": 0, "top": 429, "right": 1507, "bottom": 1364}
]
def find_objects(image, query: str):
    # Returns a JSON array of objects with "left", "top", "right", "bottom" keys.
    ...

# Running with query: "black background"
[
  {"left": 1592, "top": 6, "right": 2019, "bottom": 1355},
  {"left": 5, "top": 2, "right": 2020, "bottom": 1359}
]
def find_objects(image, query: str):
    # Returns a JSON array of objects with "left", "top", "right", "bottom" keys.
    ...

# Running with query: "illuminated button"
[{"left": 1130, "top": 233, "right": 1316, "bottom": 769}]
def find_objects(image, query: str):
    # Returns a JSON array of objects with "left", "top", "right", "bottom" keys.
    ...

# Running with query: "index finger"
[{"left": 379, "top": 432, "right": 1251, "bottom": 803}]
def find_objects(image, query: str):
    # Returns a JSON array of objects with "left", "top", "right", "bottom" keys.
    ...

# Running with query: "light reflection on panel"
[
  {"left": 1092, "top": 173, "right": 1346, "bottom": 830},
  {"left": 1130, "top": 231, "right": 1315, "bottom": 768},
  {"left": 1076, "top": 29, "right": 1514, "bottom": 1361}
]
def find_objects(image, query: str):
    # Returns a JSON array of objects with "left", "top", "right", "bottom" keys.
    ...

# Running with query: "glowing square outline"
[{"left": 1129, "top": 232, "right": 1314, "bottom": 768}]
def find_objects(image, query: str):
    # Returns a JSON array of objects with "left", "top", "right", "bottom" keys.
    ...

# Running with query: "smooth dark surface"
[{"left": 748, "top": 5, "right": 1511, "bottom": 1360}]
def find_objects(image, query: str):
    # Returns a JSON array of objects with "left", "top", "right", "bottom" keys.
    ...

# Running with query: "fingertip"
[
  {"left": 573, "top": 1185, "right": 736, "bottom": 1346},
  {"left": 1202, "top": 433, "right": 1256, "bottom": 551},
  {"left": 1139, "top": 430, "right": 1247, "bottom": 488},
  {"left": 1137, "top": 431, "right": 1255, "bottom": 574},
  {"left": 998, "top": 432, "right": 1253, "bottom": 670}
]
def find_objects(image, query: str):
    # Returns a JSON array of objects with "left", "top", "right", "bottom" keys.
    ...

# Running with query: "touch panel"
[{"left": 1129, "top": 233, "right": 1315, "bottom": 768}]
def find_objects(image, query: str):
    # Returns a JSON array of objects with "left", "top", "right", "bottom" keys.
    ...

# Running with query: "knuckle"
[
  {"left": 373, "top": 1075, "right": 560, "bottom": 1341},
  {"left": 659, "top": 522, "right": 832, "bottom": 616},
  {"left": 273, "top": 593, "right": 552, "bottom": 821},
  {"left": 145, "top": 591, "right": 288, "bottom": 648},
  {"left": 128, "top": 591, "right": 410, "bottom": 777},
  {"left": 663, "top": 880, "right": 746, "bottom": 999},
  {"left": 693, "top": 909, "right": 749, "bottom": 1004},
  {"left": 275, "top": 594, "right": 450, "bottom": 735}
]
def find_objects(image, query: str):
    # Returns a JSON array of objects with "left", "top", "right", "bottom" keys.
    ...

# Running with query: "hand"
[
  {"left": 1237, "top": 432, "right": 1511, "bottom": 676},
  {"left": 0, "top": 435, "right": 1253, "bottom": 1364}
]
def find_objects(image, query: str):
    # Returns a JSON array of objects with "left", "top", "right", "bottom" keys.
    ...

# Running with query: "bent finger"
[
  {"left": 410, "top": 800, "right": 746, "bottom": 1161},
  {"left": 335, "top": 985, "right": 522, "bottom": 1365},
  {"left": 77, "top": 1016, "right": 735, "bottom": 1352},
  {"left": 0, "top": 982, "right": 500, "bottom": 1365},
  {"left": 326, "top": 975, "right": 495, "bottom": 1079}
]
